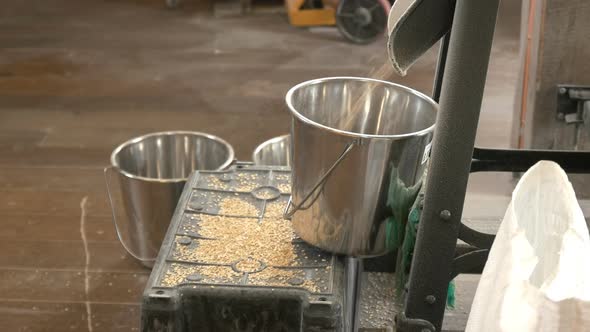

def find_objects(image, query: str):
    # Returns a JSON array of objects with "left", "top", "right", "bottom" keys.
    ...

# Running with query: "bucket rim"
[
  {"left": 252, "top": 134, "right": 290, "bottom": 164},
  {"left": 109, "top": 130, "right": 235, "bottom": 183},
  {"left": 285, "top": 76, "right": 438, "bottom": 140}
]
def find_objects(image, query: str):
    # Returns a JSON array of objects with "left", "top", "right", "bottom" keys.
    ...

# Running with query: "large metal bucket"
[
  {"left": 105, "top": 131, "right": 234, "bottom": 267},
  {"left": 252, "top": 135, "right": 291, "bottom": 166},
  {"left": 285, "top": 77, "right": 437, "bottom": 256}
]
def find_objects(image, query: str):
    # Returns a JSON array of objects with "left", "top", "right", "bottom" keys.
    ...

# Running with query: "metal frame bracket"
[
  {"left": 395, "top": 312, "right": 436, "bottom": 332},
  {"left": 556, "top": 85, "right": 590, "bottom": 124}
]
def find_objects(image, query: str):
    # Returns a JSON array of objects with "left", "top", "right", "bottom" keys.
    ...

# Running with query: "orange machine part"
[{"left": 285, "top": 0, "right": 336, "bottom": 26}]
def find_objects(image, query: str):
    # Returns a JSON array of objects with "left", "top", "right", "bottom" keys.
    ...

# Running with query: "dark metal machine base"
[{"left": 141, "top": 165, "right": 403, "bottom": 332}]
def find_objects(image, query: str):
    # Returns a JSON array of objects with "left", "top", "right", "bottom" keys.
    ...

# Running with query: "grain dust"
[
  {"left": 219, "top": 197, "right": 259, "bottom": 216},
  {"left": 235, "top": 257, "right": 263, "bottom": 272},
  {"left": 234, "top": 172, "right": 261, "bottom": 192},
  {"left": 265, "top": 201, "right": 287, "bottom": 219},
  {"left": 253, "top": 188, "right": 279, "bottom": 200},
  {"left": 342, "top": 61, "right": 395, "bottom": 132},
  {"left": 164, "top": 179, "right": 325, "bottom": 294},
  {"left": 277, "top": 183, "right": 291, "bottom": 193},
  {"left": 175, "top": 215, "right": 295, "bottom": 267},
  {"left": 248, "top": 267, "right": 321, "bottom": 293},
  {"left": 160, "top": 263, "right": 240, "bottom": 286},
  {"left": 207, "top": 176, "right": 227, "bottom": 190}
]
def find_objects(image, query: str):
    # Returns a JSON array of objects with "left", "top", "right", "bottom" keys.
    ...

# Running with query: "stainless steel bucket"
[
  {"left": 252, "top": 135, "right": 291, "bottom": 167},
  {"left": 105, "top": 131, "right": 234, "bottom": 267},
  {"left": 285, "top": 77, "right": 437, "bottom": 256}
]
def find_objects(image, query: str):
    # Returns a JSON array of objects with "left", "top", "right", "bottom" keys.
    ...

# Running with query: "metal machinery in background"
[
  {"left": 512, "top": 0, "right": 590, "bottom": 153},
  {"left": 285, "top": 0, "right": 390, "bottom": 44},
  {"left": 394, "top": 0, "right": 590, "bottom": 331},
  {"left": 166, "top": 0, "right": 391, "bottom": 44}
]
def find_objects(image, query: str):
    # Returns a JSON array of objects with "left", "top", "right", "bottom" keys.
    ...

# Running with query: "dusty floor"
[{"left": 0, "top": 0, "right": 556, "bottom": 331}]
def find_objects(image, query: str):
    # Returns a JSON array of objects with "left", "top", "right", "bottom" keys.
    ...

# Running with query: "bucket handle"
[
  {"left": 104, "top": 166, "right": 156, "bottom": 265},
  {"left": 284, "top": 140, "right": 358, "bottom": 219}
]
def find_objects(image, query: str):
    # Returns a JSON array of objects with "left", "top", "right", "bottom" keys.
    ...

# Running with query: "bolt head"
[
  {"left": 178, "top": 237, "right": 192, "bottom": 245},
  {"left": 191, "top": 204, "right": 203, "bottom": 211},
  {"left": 440, "top": 210, "right": 452, "bottom": 221},
  {"left": 425, "top": 295, "right": 436, "bottom": 304},
  {"left": 287, "top": 277, "right": 304, "bottom": 286},
  {"left": 220, "top": 173, "right": 233, "bottom": 182},
  {"left": 186, "top": 274, "right": 203, "bottom": 282}
]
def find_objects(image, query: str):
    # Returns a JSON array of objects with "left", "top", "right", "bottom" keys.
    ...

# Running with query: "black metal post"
[
  {"left": 432, "top": 33, "right": 451, "bottom": 103},
  {"left": 343, "top": 257, "right": 363, "bottom": 332},
  {"left": 401, "top": 0, "right": 500, "bottom": 330},
  {"left": 471, "top": 147, "right": 590, "bottom": 173}
]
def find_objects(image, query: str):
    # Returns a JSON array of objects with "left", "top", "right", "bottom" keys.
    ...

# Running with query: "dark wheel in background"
[{"left": 336, "top": 0, "right": 389, "bottom": 44}]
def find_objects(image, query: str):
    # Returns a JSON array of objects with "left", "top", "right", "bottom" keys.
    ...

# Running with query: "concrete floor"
[{"left": 0, "top": 0, "right": 535, "bottom": 331}]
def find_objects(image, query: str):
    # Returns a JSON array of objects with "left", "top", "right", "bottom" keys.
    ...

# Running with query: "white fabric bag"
[{"left": 466, "top": 161, "right": 590, "bottom": 332}]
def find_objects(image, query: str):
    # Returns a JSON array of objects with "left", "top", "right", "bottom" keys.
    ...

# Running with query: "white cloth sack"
[{"left": 466, "top": 161, "right": 590, "bottom": 332}]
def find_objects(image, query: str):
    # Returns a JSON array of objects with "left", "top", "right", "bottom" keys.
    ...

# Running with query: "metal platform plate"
[{"left": 141, "top": 166, "right": 344, "bottom": 332}]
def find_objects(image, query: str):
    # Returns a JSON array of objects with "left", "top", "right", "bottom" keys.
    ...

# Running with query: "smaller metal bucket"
[
  {"left": 105, "top": 131, "right": 234, "bottom": 267},
  {"left": 252, "top": 135, "right": 291, "bottom": 167}
]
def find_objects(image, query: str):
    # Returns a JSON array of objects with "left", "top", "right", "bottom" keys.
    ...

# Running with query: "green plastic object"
[
  {"left": 385, "top": 167, "right": 421, "bottom": 251},
  {"left": 386, "top": 167, "right": 456, "bottom": 308}
]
